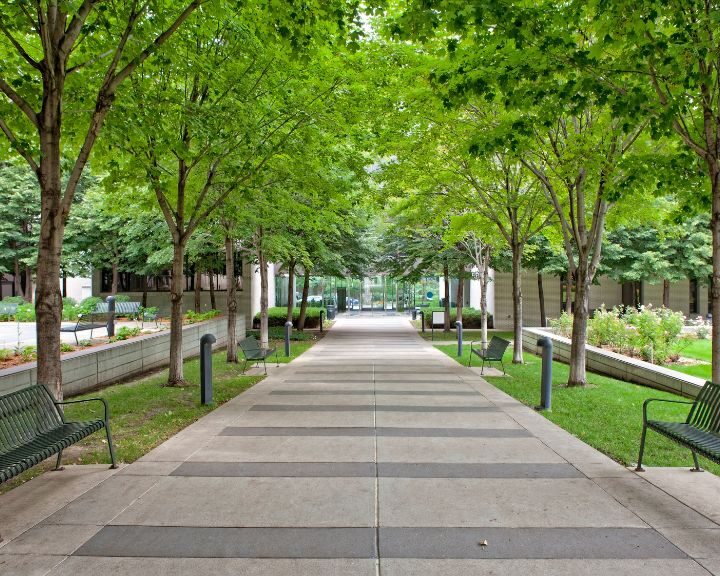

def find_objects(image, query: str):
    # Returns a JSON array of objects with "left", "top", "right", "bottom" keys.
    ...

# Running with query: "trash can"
[
  {"left": 411, "top": 309, "right": 417, "bottom": 320},
  {"left": 326, "top": 305, "right": 336, "bottom": 320}
]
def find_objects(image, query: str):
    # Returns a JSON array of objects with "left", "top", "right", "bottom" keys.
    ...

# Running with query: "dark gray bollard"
[
  {"left": 106, "top": 295, "right": 116, "bottom": 337},
  {"left": 419, "top": 310, "right": 425, "bottom": 333},
  {"left": 456, "top": 321, "right": 463, "bottom": 357},
  {"left": 411, "top": 309, "right": 417, "bottom": 321},
  {"left": 320, "top": 310, "right": 324, "bottom": 333},
  {"left": 537, "top": 336, "right": 553, "bottom": 410},
  {"left": 284, "top": 321, "right": 292, "bottom": 357},
  {"left": 200, "top": 333, "right": 216, "bottom": 405}
]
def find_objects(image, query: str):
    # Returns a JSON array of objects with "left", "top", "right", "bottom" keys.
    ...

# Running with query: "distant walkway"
[{"left": 1, "top": 315, "right": 719, "bottom": 575}]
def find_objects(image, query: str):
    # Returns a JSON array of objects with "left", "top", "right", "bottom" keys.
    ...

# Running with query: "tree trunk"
[
  {"left": 538, "top": 272, "right": 546, "bottom": 327},
  {"left": 511, "top": 241, "right": 524, "bottom": 363},
  {"left": 111, "top": 261, "right": 119, "bottom": 295},
  {"left": 480, "top": 249, "right": 490, "bottom": 351},
  {"left": 455, "top": 266, "right": 464, "bottom": 325},
  {"left": 443, "top": 261, "right": 451, "bottom": 331},
  {"left": 194, "top": 268, "right": 201, "bottom": 312},
  {"left": 24, "top": 267, "right": 33, "bottom": 303},
  {"left": 568, "top": 263, "right": 590, "bottom": 387},
  {"left": 298, "top": 271, "right": 311, "bottom": 331},
  {"left": 662, "top": 279, "right": 670, "bottom": 308},
  {"left": 286, "top": 260, "right": 295, "bottom": 324},
  {"left": 710, "top": 157, "right": 720, "bottom": 383},
  {"left": 167, "top": 241, "right": 187, "bottom": 386},
  {"left": 565, "top": 272, "right": 572, "bottom": 314},
  {"left": 209, "top": 270, "right": 216, "bottom": 310},
  {"left": 142, "top": 276, "right": 148, "bottom": 308},
  {"left": 258, "top": 249, "right": 269, "bottom": 348},
  {"left": 225, "top": 236, "right": 238, "bottom": 363},
  {"left": 13, "top": 258, "right": 22, "bottom": 297}
]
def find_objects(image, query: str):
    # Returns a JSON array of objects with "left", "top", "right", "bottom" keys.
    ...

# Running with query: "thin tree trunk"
[
  {"left": 568, "top": 263, "right": 590, "bottom": 387},
  {"left": 209, "top": 270, "right": 216, "bottom": 310},
  {"left": 298, "top": 270, "right": 311, "bottom": 330},
  {"left": 480, "top": 249, "right": 490, "bottom": 351},
  {"left": 258, "top": 248, "right": 269, "bottom": 348},
  {"left": 286, "top": 260, "right": 295, "bottom": 324},
  {"left": 167, "top": 241, "right": 187, "bottom": 386},
  {"left": 565, "top": 272, "right": 572, "bottom": 314},
  {"left": 538, "top": 272, "right": 546, "bottom": 327},
  {"left": 13, "top": 258, "right": 22, "bottom": 298},
  {"left": 225, "top": 236, "right": 238, "bottom": 363},
  {"left": 455, "top": 266, "right": 464, "bottom": 325},
  {"left": 62, "top": 273, "right": 67, "bottom": 298},
  {"left": 662, "top": 279, "right": 670, "bottom": 308},
  {"left": 194, "top": 268, "right": 202, "bottom": 312},
  {"left": 111, "top": 261, "right": 119, "bottom": 295},
  {"left": 511, "top": 240, "right": 524, "bottom": 363},
  {"left": 142, "top": 276, "right": 148, "bottom": 308},
  {"left": 24, "top": 267, "right": 33, "bottom": 303},
  {"left": 710, "top": 157, "right": 720, "bottom": 383},
  {"left": 443, "top": 261, "right": 451, "bottom": 331}
]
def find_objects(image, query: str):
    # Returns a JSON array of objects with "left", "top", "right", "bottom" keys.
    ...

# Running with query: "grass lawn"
[
  {"left": 419, "top": 329, "right": 513, "bottom": 342},
  {"left": 1, "top": 334, "right": 320, "bottom": 495},
  {"left": 441, "top": 345, "right": 720, "bottom": 476},
  {"left": 668, "top": 337, "right": 712, "bottom": 380}
]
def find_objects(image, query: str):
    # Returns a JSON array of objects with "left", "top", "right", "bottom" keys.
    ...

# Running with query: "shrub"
[
  {"left": 20, "top": 345, "right": 36, "bottom": 362},
  {"left": 624, "top": 305, "right": 685, "bottom": 364},
  {"left": 110, "top": 326, "right": 141, "bottom": 342},
  {"left": 77, "top": 296, "right": 102, "bottom": 315},
  {"left": 421, "top": 307, "right": 494, "bottom": 329},
  {"left": 253, "top": 307, "right": 325, "bottom": 329},
  {"left": 549, "top": 311, "right": 573, "bottom": 338},
  {"left": 185, "top": 309, "right": 221, "bottom": 324},
  {"left": 691, "top": 315, "right": 711, "bottom": 340},
  {"left": 2, "top": 296, "right": 25, "bottom": 304},
  {"left": 588, "top": 306, "right": 630, "bottom": 349},
  {"left": 114, "top": 294, "right": 131, "bottom": 302},
  {"left": 14, "top": 302, "right": 35, "bottom": 322},
  {"left": 78, "top": 339, "right": 93, "bottom": 347},
  {"left": 60, "top": 343, "right": 75, "bottom": 352},
  {"left": 0, "top": 349, "right": 13, "bottom": 361}
]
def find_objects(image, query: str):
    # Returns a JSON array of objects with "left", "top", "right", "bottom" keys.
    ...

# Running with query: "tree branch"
[
  {"left": 0, "top": 23, "right": 42, "bottom": 70},
  {"left": 0, "top": 116, "right": 39, "bottom": 172},
  {"left": 0, "top": 77, "right": 38, "bottom": 127}
]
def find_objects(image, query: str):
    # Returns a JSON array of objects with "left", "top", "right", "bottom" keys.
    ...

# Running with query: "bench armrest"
[
  {"left": 642, "top": 397, "right": 693, "bottom": 424},
  {"left": 55, "top": 397, "right": 110, "bottom": 423}
]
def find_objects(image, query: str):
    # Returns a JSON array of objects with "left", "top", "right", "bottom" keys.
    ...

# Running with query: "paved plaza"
[{"left": 1, "top": 315, "right": 719, "bottom": 575}]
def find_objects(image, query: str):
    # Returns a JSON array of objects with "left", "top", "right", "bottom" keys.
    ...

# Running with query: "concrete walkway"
[{"left": 1, "top": 315, "right": 719, "bottom": 575}]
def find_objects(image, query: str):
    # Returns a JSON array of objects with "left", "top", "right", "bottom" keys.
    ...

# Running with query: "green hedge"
[
  {"left": 422, "top": 307, "right": 494, "bottom": 329},
  {"left": 253, "top": 306, "right": 325, "bottom": 329}
]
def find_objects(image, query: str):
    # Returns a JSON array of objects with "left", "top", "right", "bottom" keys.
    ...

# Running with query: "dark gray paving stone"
[
  {"left": 270, "top": 390, "right": 480, "bottom": 396},
  {"left": 376, "top": 463, "right": 583, "bottom": 479},
  {"left": 75, "top": 526, "right": 376, "bottom": 559},
  {"left": 379, "top": 528, "right": 687, "bottom": 559},
  {"left": 249, "top": 405, "right": 498, "bottom": 413},
  {"left": 171, "top": 462, "right": 376, "bottom": 477},
  {"left": 220, "top": 427, "right": 531, "bottom": 438}
]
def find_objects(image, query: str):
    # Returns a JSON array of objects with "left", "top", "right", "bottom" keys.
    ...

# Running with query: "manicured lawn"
[
  {"left": 441, "top": 345, "right": 720, "bottom": 476},
  {"left": 668, "top": 337, "right": 711, "bottom": 380},
  {"left": 419, "top": 329, "right": 513, "bottom": 342}
]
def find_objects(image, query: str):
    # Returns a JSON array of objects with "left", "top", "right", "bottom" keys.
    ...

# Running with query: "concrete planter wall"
[
  {"left": 521, "top": 327, "right": 705, "bottom": 398},
  {"left": 0, "top": 315, "right": 245, "bottom": 397}
]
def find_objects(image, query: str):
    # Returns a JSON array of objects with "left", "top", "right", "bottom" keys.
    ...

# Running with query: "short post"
[
  {"left": 200, "top": 333, "right": 216, "bottom": 405},
  {"left": 106, "top": 295, "right": 116, "bottom": 338},
  {"left": 536, "top": 336, "right": 553, "bottom": 411},
  {"left": 284, "top": 320, "right": 292, "bottom": 357},
  {"left": 419, "top": 310, "right": 425, "bottom": 333},
  {"left": 456, "top": 321, "right": 463, "bottom": 357},
  {"left": 412, "top": 309, "right": 417, "bottom": 321},
  {"left": 320, "top": 310, "right": 324, "bottom": 333}
]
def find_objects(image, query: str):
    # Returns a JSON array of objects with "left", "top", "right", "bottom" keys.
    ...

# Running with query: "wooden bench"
[
  {"left": 239, "top": 335, "right": 279, "bottom": 374},
  {"left": 636, "top": 380, "right": 720, "bottom": 472},
  {"left": 468, "top": 336, "right": 511, "bottom": 375}
]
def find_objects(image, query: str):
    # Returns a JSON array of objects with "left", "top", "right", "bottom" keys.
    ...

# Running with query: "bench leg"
[
  {"left": 242, "top": 358, "right": 248, "bottom": 374},
  {"left": 500, "top": 359, "right": 506, "bottom": 376},
  {"left": 480, "top": 358, "right": 485, "bottom": 375},
  {"left": 635, "top": 424, "right": 648, "bottom": 472},
  {"left": 74, "top": 332, "right": 79, "bottom": 346},
  {"left": 105, "top": 422, "right": 119, "bottom": 470},
  {"left": 262, "top": 358, "right": 267, "bottom": 375},
  {"left": 53, "top": 450, "right": 64, "bottom": 471},
  {"left": 691, "top": 451, "right": 703, "bottom": 472}
]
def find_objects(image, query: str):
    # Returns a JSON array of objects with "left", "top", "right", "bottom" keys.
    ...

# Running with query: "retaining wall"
[
  {"left": 0, "top": 315, "right": 245, "bottom": 397},
  {"left": 521, "top": 327, "right": 705, "bottom": 398}
]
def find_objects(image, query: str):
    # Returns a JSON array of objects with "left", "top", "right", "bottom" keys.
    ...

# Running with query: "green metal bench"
[
  {"left": 0, "top": 385, "right": 118, "bottom": 484},
  {"left": 468, "top": 336, "right": 511, "bottom": 375},
  {"left": 636, "top": 381, "right": 720, "bottom": 472},
  {"left": 239, "top": 335, "right": 279, "bottom": 374},
  {"left": 0, "top": 302, "right": 19, "bottom": 318},
  {"left": 60, "top": 312, "right": 108, "bottom": 344}
]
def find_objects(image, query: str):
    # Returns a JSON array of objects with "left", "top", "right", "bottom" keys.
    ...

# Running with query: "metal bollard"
[
  {"left": 106, "top": 295, "right": 116, "bottom": 337},
  {"left": 200, "top": 333, "right": 216, "bottom": 405},
  {"left": 536, "top": 336, "right": 553, "bottom": 410},
  {"left": 419, "top": 310, "right": 425, "bottom": 333},
  {"left": 284, "top": 321, "right": 292, "bottom": 357},
  {"left": 412, "top": 309, "right": 417, "bottom": 321},
  {"left": 456, "top": 321, "right": 463, "bottom": 356},
  {"left": 320, "top": 310, "right": 324, "bottom": 333}
]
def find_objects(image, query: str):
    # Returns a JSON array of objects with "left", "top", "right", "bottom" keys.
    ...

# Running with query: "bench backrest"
[
  {"left": 240, "top": 336, "right": 261, "bottom": 353},
  {"left": 486, "top": 337, "right": 511, "bottom": 360},
  {"left": 0, "top": 302, "right": 18, "bottom": 315},
  {"left": 0, "top": 385, "right": 62, "bottom": 454},
  {"left": 115, "top": 302, "right": 140, "bottom": 315},
  {"left": 687, "top": 381, "right": 720, "bottom": 433}
]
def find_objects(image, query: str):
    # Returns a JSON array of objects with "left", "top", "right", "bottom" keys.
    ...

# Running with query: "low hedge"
[
  {"left": 422, "top": 307, "right": 494, "bottom": 329},
  {"left": 253, "top": 306, "right": 325, "bottom": 329}
]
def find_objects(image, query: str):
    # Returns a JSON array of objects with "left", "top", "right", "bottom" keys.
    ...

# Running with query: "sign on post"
[{"left": 431, "top": 311, "right": 445, "bottom": 341}]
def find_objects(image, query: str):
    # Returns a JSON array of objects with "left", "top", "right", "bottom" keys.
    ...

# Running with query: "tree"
[{"left": 0, "top": 0, "right": 205, "bottom": 398}]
